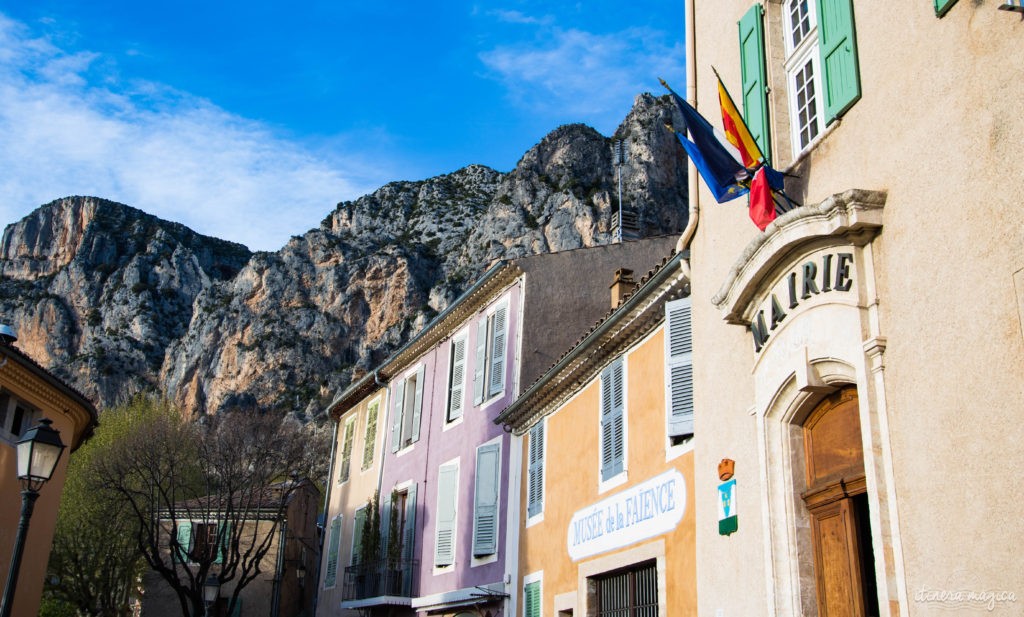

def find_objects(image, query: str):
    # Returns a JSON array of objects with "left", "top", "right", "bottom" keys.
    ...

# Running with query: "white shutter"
[
  {"left": 390, "top": 379, "right": 406, "bottom": 453},
  {"left": 527, "top": 422, "right": 545, "bottom": 517},
  {"left": 600, "top": 358, "right": 625, "bottom": 480},
  {"left": 410, "top": 365, "right": 425, "bottom": 443},
  {"left": 473, "top": 443, "right": 500, "bottom": 556},
  {"left": 488, "top": 305, "right": 507, "bottom": 397},
  {"left": 473, "top": 318, "right": 488, "bottom": 404},
  {"left": 448, "top": 335, "right": 467, "bottom": 421},
  {"left": 435, "top": 464, "right": 459, "bottom": 566},
  {"left": 665, "top": 298, "right": 694, "bottom": 438}
]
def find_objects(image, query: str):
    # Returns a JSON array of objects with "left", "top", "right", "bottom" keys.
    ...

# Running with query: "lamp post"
[
  {"left": 203, "top": 572, "right": 220, "bottom": 617},
  {"left": 0, "top": 418, "right": 66, "bottom": 617}
]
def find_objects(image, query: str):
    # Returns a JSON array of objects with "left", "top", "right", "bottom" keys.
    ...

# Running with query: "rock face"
[{"left": 0, "top": 93, "right": 689, "bottom": 418}]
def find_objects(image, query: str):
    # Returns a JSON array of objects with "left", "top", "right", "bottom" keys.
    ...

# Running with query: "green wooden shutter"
[
  {"left": 488, "top": 306, "right": 507, "bottom": 398},
  {"left": 527, "top": 423, "right": 545, "bottom": 517},
  {"left": 448, "top": 335, "right": 467, "bottom": 421},
  {"left": 228, "top": 598, "right": 242, "bottom": 617},
  {"left": 379, "top": 492, "right": 393, "bottom": 559},
  {"left": 324, "top": 516, "right": 342, "bottom": 588},
  {"left": 362, "top": 400, "right": 379, "bottom": 470},
  {"left": 738, "top": 3, "right": 771, "bottom": 163},
  {"left": 352, "top": 508, "right": 367, "bottom": 565},
  {"left": 473, "top": 318, "right": 488, "bottom": 404},
  {"left": 401, "top": 484, "right": 418, "bottom": 597},
  {"left": 390, "top": 378, "right": 406, "bottom": 453},
  {"left": 524, "top": 580, "right": 541, "bottom": 617},
  {"left": 473, "top": 443, "right": 500, "bottom": 556},
  {"left": 600, "top": 358, "right": 625, "bottom": 481},
  {"left": 934, "top": 0, "right": 958, "bottom": 17},
  {"left": 666, "top": 298, "right": 694, "bottom": 438},
  {"left": 435, "top": 463, "right": 459, "bottom": 566},
  {"left": 175, "top": 522, "right": 192, "bottom": 564},
  {"left": 410, "top": 365, "right": 425, "bottom": 444},
  {"left": 816, "top": 0, "right": 861, "bottom": 122},
  {"left": 339, "top": 417, "right": 355, "bottom": 483}
]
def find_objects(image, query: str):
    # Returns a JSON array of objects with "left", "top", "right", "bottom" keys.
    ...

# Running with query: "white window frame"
[
  {"left": 523, "top": 570, "right": 543, "bottom": 617},
  {"left": 433, "top": 457, "right": 460, "bottom": 572},
  {"left": 391, "top": 364, "right": 425, "bottom": 454},
  {"left": 471, "top": 436, "right": 502, "bottom": 566},
  {"left": 784, "top": 0, "right": 826, "bottom": 158},
  {"left": 0, "top": 391, "right": 38, "bottom": 444},
  {"left": 473, "top": 299, "right": 510, "bottom": 407},
  {"left": 598, "top": 357, "right": 628, "bottom": 494}
]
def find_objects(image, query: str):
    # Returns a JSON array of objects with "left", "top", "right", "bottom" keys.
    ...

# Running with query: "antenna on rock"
[{"left": 612, "top": 139, "right": 627, "bottom": 243}]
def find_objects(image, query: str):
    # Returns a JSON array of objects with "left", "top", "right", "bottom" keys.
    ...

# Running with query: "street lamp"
[
  {"left": 203, "top": 573, "right": 220, "bottom": 617},
  {"left": 0, "top": 418, "right": 66, "bottom": 617}
]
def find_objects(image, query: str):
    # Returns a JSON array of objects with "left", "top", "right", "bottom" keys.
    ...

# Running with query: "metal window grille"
[{"left": 595, "top": 561, "right": 658, "bottom": 617}]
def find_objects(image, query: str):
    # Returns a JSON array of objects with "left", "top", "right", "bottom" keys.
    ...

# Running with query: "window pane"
[{"left": 789, "top": 0, "right": 812, "bottom": 48}]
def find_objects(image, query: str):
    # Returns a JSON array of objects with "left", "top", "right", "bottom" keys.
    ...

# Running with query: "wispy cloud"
[
  {"left": 0, "top": 13, "right": 385, "bottom": 251},
  {"left": 478, "top": 17, "right": 683, "bottom": 130}
]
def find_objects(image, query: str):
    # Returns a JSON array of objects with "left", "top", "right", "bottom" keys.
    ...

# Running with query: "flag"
[
  {"left": 748, "top": 165, "right": 785, "bottom": 231},
  {"left": 661, "top": 79, "right": 749, "bottom": 203},
  {"left": 716, "top": 71, "right": 764, "bottom": 168}
]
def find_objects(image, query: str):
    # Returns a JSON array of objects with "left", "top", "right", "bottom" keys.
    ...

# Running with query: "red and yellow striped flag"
[{"left": 717, "top": 75, "right": 763, "bottom": 168}]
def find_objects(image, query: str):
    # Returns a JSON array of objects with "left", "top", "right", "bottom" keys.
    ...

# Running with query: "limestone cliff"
[{"left": 0, "top": 93, "right": 689, "bottom": 417}]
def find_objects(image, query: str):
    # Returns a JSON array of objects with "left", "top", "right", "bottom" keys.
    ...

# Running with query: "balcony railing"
[{"left": 341, "top": 559, "right": 419, "bottom": 601}]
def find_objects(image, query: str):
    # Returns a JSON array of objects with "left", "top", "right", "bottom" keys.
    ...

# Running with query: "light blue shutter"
[
  {"left": 473, "top": 443, "right": 500, "bottom": 556},
  {"left": 473, "top": 318, "right": 488, "bottom": 404},
  {"left": 600, "top": 358, "right": 625, "bottom": 481},
  {"left": 527, "top": 423, "right": 545, "bottom": 517},
  {"left": 215, "top": 521, "right": 230, "bottom": 564},
  {"left": 352, "top": 508, "right": 367, "bottom": 565},
  {"left": 448, "top": 335, "right": 467, "bottom": 420},
  {"left": 666, "top": 298, "right": 694, "bottom": 438},
  {"left": 435, "top": 464, "right": 458, "bottom": 566},
  {"left": 175, "top": 522, "right": 192, "bottom": 564},
  {"left": 379, "top": 492, "right": 393, "bottom": 559},
  {"left": 324, "top": 516, "right": 341, "bottom": 588},
  {"left": 390, "top": 379, "right": 406, "bottom": 453},
  {"left": 488, "top": 306, "right": 507, "bottom": 398},
  {"left": 524, "top": 580, "right": 541, "bottom": 617},
  {"left": 401, "top": 484, "right": 418, "bottom": 597},
  {"left": 738, "top": 3, "right": 771, "bottom": 163},
  {"left": 816, "top": 0, "right": 861, "bottom": 122},
  {"left": 410, "top": 365, "right": 425, "bottom": 443}
]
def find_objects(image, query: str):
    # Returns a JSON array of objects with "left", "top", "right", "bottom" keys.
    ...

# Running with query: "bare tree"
[{"left": 93, "top": 405, "right": 326, "bottom": 617}]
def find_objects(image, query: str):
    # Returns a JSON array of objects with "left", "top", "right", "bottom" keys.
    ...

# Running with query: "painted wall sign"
[
  {"left": 566, "top": 469, "right": 686, "bottom": 561},
  {"left": 718, "top": 478, "right": 738, "bottom": 536},
  {"left": 750, "top": 251, "right": 856, "bottom": 352}
]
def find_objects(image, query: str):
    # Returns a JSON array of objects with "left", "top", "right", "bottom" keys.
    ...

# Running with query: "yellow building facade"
[{"left": 499, "top": 254, "right": 695, "bottom": 617}]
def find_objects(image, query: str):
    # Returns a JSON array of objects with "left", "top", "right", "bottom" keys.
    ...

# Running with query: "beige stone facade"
[{"left": 687, "top": 1, "right": 1024, "bottom": 615}]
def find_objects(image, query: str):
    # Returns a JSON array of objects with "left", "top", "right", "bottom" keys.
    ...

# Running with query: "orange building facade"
[
  {"left": 497, "top": 252, "right": 695, "bottom": 617},
  {"left": 0, "top": 338, "right": 98, "bottom": 617}
]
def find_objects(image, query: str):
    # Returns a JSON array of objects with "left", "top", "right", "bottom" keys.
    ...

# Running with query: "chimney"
[{"left": 610, "top": 269, "right": 636, "bottom": 309}]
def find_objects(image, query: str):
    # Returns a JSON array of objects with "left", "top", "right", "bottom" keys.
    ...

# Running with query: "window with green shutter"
[
  {"left": 524, "top": 579, "right": 542, "bottom": 617},
  {"left": 338, "top": 415, "right": 356, "bottom": 483},
  {"left": 361, "top": 399, "right": 379, "bottom": 470},
  {"left": 600, "top": 357, "right": 626, "bottom": 482},
  {"left": 934, "top": 0, "right": 958, "bottom": 17},
  {"left": 739, "top": 3, "right": 771, "bottom": 163},
  {"left": 816, "top": 0, "right": 861, "bottom": 122},
  {"left": 351, "top": 507, "right": 367, "bottom": 565},
  {"left": 324, "top": 516, "right": 342, "bottom": 589},
  {"left": 174, "top": 521, "right": 192, "bottom": 564}
]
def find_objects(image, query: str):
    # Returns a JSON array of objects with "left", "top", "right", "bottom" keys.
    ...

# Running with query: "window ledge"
[
  {"left": 783, "top": 118, "right": 841, "bottom": 175},
  {"left": 525, "top": 512, "right": 544, "bottom": 528},
  {"left": 599, "top": 472, "right": 628, "bottom": 495}
]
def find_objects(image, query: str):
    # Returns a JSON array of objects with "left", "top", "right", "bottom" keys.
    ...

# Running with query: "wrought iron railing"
[{"left": 341, "top": 559, "right": 419, "bottom": 600}]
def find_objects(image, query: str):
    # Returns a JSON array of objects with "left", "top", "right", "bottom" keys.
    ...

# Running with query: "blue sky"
[{"left": 0, "top": 2, "right": 685, "bottom": 251}]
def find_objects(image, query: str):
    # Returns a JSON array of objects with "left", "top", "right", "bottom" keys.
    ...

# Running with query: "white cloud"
[
  {"left": 479, "top": 21, "right": 684, "bottom": 130},
  {"left": 0, "top": 13, "right": 385, "bottom": 251}
]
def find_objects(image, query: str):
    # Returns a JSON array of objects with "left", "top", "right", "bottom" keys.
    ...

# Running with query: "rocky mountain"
[{"left": 0, "top": 93, "right": 689, "bottom": 418}]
